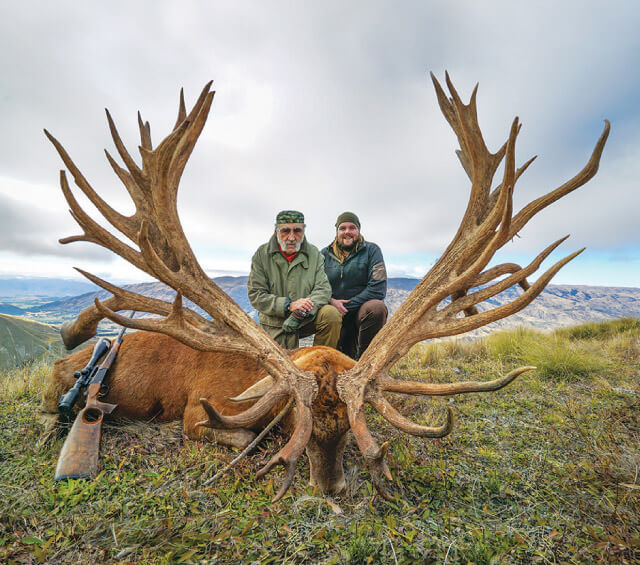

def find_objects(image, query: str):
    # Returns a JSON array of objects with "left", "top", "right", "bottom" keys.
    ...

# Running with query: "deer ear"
[{"left": 228, "top": 375, "right": 275, "bottom": 403}]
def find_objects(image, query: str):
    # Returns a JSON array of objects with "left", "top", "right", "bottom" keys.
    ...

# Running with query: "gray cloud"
[
  {"left": 0, "top": 192, "right": 112, "bottom": 260},
  {"left": 0, "top": 1, "right": 638, "bottom": 282}
]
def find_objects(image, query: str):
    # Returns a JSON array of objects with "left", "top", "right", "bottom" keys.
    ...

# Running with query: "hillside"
[
  {"left": 0, "top": 303, "right": 25, "bottom": 315},
  {"left": 440, "top": 284, "right": 640, "bottom": 339},
  {"left": 18, "top": 277, "right": 640, "bottom": 338},
  {"left": 0, "top": 314, "right": 66, "bottom": 370}
]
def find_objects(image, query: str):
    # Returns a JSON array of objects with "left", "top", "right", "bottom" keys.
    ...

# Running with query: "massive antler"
[
  {"left": 46, "top": 83, "right": 317, "bottom": 501},
  {"left": 336, "top": 72, "right": 609, "bottom": 496}
]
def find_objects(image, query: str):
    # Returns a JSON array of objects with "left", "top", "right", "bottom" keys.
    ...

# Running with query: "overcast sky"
[{"left": 1, "top": 1, "right": 638, "bottom": 287}]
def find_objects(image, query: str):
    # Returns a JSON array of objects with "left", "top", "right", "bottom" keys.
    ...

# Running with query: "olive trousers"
[{"left": 265, "top": 304, "right": 342, "bottom": 349}]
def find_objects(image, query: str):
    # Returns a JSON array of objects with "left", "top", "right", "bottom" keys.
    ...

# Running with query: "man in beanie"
[
  {"left": 321, "top": 212, "right": 388, "bottom": 359},
  {"left": 248, "top": 210, "right": 342, "bottom": 349}
]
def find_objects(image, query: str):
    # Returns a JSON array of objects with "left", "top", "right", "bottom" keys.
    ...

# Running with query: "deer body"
[{"left": 41, "top": 332, "right": 355, "bottom": 492}]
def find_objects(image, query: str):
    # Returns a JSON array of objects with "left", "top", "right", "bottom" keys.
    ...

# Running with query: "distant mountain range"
[
  {"left": 8, "top": 276, "right": 640, "bottom": 340},
  {"left": 0, "top": 277, "right": 99, "bottom": 298},
  {"left": 0, "top": 275, "right": 638, "bottom": 368}
]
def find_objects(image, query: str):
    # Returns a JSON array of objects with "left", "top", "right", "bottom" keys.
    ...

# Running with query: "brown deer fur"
[{"left": 40, "top": 331, "right": 355, "bottom": 492}]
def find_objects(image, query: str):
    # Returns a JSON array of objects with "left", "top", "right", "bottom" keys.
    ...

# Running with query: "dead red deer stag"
[{"left": 40, "top": 74, "right": 609, "bottom": 501}]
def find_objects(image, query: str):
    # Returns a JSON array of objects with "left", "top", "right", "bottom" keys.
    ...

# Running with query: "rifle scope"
[{"left": 58, "top": 337, "right": 111, "bottom": 417}]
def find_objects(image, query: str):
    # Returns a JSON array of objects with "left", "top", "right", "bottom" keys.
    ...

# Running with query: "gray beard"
[{"left": 277, "top": 235, "right": 302, "bottom": 253}]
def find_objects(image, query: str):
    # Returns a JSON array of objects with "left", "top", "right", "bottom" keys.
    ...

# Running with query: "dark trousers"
[{"left": 338, "top": 299, "right": 388, "bottom": 360}]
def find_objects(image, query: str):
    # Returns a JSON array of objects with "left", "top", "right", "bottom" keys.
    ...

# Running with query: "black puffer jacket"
[{"left": 321, "top": 240, "right": 387, "bottom": 312}]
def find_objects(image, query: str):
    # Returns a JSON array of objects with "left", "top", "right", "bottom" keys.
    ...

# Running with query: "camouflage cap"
[
  {"left": 335, "top": 211, "right": 360, "bottom": 229},
  {"left": 276, "top": 210, "right": 305, "bottom": 224}
]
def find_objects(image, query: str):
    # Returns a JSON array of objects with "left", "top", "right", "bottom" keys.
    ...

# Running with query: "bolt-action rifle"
[{"left": 54, "top": 321, "right": 130, "bottom": 480}]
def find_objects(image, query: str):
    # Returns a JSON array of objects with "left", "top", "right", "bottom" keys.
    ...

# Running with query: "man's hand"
[
  {"left": 289, "top": 298, "right": 313, "bottom": 315},
  {"left": 330, "top": 297, "right": 349, "bottom": 316}
]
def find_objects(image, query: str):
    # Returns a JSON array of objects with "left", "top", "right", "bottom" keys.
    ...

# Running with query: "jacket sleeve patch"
[{"left": 372, "top": 262, "right": 387, "bottom": 281}]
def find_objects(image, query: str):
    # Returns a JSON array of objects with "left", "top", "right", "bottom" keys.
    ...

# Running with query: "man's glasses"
[{"left": 279, "top": 227, "right": 304, "bottom": 235}]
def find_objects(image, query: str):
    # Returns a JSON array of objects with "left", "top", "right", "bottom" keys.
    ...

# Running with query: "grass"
[
  {"left": 1, "top": 318, "right": 639, "bottom": 563},
  {"left": 484, "top": 327, "right": 611, "bottom": 381},
  {"left": 556, "top": 318, "right": 640, "bottom": 341}
]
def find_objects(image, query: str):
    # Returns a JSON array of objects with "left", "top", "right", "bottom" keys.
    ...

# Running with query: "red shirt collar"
[{"left": 278, "top": 243, "right": 298, "bottom": 262}]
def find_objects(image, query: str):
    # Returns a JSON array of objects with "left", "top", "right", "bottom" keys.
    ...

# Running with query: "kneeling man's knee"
[
  {"left": 313, "top": 304, "right": 342, "bottom": 349},
  {"left": 317, "top": 304, "right": 342, "bottom": 325},
  {"left": 359, "top": 299, "right": 387, "bottom": 321}
]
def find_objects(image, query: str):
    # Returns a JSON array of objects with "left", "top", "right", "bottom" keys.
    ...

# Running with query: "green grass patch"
[
  {"left": 520, "top": 335, "right": 609, "bottom": 381},
  {"left": 484, "top": 327, "right": 610, "bottom": 381},
  {"left": 1, "top": 318, "right": 638, "bottom": 563},
  {"left": 556, "top": 317, "right": 640, "bottom": 341}
]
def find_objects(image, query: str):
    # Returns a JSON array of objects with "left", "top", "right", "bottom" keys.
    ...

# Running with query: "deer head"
[{"left": 46, "top": 73, "right": 608, "bottom": 501}]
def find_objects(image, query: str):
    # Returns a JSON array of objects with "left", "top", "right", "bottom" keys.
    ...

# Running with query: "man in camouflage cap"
[
  {"left": 248, "top": 210, "right": 341, "bottom": 349},
  {"left": 321, "top": 211, "right": 387, "bottom": 359}
]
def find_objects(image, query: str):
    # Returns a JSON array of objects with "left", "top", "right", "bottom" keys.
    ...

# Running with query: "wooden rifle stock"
[
  {"left": 54, "top": 325, "right": 128, "bottom": 480},
  {"left": 53, "top": 384, "right": 117, "bottom": 479}
]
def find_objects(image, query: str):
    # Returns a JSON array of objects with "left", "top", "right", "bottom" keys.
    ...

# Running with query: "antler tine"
[
  {"left": 136, "top": 118, "right": 191, "bottom": 207},
  {"left": 427, "top": 248, "right": 584, "bottom": 340},
  {"left": 509, "top": 120, "right": 610, "bottom": 239},
  {"left": 442, "top": 235, "right": 570, "bottom": 318},
  {"left": 89, "top": 284, "right": 252, "bottom": 355},
  {"left": 76, "top": 267, "right": 185, "bottom": 318},
  {"left": 379, "top": 366, "right": 535, "bottom": 396},
  {"left": 174, "top": 88, "right": 187, "bottom": 130},
  {"left": 367, "top": 395, "right": 455, "bottom": 438},
  {"left": 197, "top": 387, "right": 289, "bottom": 429},
  {"left": 433, "top": 72, "right": 505, "bottom": 204},
  {"left": 105, "top": 109, "right": 145, "bottom": 188},
  {"left": 137, "top": 111, "right": 152, "bottom": 150},
  {"left": 346, "top": 404, "right": 394, "bottom": 499},
  {"left": 454, "top": 115, "right": 518, "bottom": 258},
  {"left": 489, "top": 155, "right": 537, "bottom": 210},
  {"left": 56, "top": 171, "right": 145, "bottom": 269},
  {"left": 59, "top": 266, "right": 233, "bottom": 350},
  {"left": 474, "top": 263, "right": 531, "bottom": 290},
  {"left": 430, "top": 71, "right": 458, "bottom": 131},
  {"left": 166, "top": 90, "right": 215, "bottom": 199},
  {"left": 104, "top": 149, "right": 146, "bottom": 216},
  {"left": 60, "top": 265, "right": 161, "bottom": 349},
  {"left": 183, "top": 81, "right": 213, "bottom": 127},
  {"left": 45, "top": 130, "right": 139, "bottom": 242},
  {"left": 198, "top": 397, "right": 314, "bottom": 502},
  {"left": 256, "top": 397, "right": 314, "bottom": 502}
]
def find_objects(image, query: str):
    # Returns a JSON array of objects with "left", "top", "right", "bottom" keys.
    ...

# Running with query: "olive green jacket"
[{"left": 248, "top": 235, "right": 332, "bottom": 341}]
